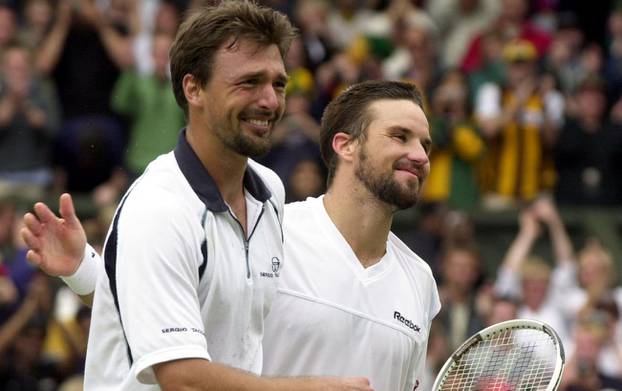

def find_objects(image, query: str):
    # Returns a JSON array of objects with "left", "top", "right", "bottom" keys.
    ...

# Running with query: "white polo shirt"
[
  {"left": 84, "top": 131, "right": 285, "bottom": 390},
  {"left": 261, "top": 196, "right": 440, "bottom": 391}
]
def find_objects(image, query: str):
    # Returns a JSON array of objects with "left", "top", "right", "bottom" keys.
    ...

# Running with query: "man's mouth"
[{"left": 394, "top": 162, "right": 420, "bottom": 179}]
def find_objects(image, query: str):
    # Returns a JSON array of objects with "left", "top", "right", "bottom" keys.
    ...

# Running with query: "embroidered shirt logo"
[
  {"left": 394, "top": 311, "right": 421, "bottom": 332},
  {"left": 260, "top": 257, "right": 281, "bottom": 278},
  {"left": 271, "top": 257, "right": 281, "bottom": 273}
]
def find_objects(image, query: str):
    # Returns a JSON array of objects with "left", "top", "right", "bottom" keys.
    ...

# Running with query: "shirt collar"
[{"left": 174, "top": 129, "right": 272, "bottom": 212}]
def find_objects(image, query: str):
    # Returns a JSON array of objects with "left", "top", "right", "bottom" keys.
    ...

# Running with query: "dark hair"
[
  {"left": 319, "top": 80, "right": 424, "bottom": 186},
  {"left": 169, "top": 0, "right": 297, "bottom": 115}
]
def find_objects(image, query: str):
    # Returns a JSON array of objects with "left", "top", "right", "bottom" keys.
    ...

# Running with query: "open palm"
[{"left": 21, "top": 193, "right": 87, "bottom": 277}]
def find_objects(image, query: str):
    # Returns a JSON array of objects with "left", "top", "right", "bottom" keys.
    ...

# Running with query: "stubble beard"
[
  {"left": 354, "top": 147, "right": 420, "bottom": 210},
  {"left": 217, "top": 120, "right": 273, "bottom": 158},
  {"left": 227, "top": 130, "right": 272, "bottom": 157}
]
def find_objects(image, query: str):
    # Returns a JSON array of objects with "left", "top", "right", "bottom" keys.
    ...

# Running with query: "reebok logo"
[{"left": 394, "top": 311, "right": 421, "bottom": 332}]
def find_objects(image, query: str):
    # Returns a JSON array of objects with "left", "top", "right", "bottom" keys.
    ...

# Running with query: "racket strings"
[{"left": 438, "top": 328, "right": 558, "bottom": 390}]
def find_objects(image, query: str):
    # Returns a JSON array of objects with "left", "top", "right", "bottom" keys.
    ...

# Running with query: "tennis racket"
[{"left": 432, "top": 319, "right": 565, "bottom": 391}]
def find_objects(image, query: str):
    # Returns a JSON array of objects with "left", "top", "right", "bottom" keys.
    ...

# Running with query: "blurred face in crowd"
[
  {"left": 442, "top": 249, "right": 480, "bottom": 294},
  {"left": 576, "top": 87, "right": 606, "bottom": 121},
  {"left": 506, "top": 59, "right": 535, "bottom": 87},
  {"left": 195, "top": 38, "right": 287, "bottom": 157},
  {"left": 289, "top": 159, "right": 324, "bottom": 200},
  {"left": 24, "top": 0, "right": 53, "bottom": 31},
  {"left": 3, "top": 47, "right": 32, "bottom": 96},
  {"left": 579, "top": 247, "right": 613, "bottom": 288},
  {"left": 521, "top": 275, "right": 549, "bottom": 310},
  {"left": 155, "top": 2, "right": 180, "bottom": 36},
  {"left": 501, "top": 0, "right": 528, "bottom": 22},
  {"left": 353, "top": 99, "right": 431, "bottom": 210},
  {"left": 152, "top": 33, "right": 173, "bottom": 79},
  {"left": 574, "top": 324, "right": 605, "bottom": 363},
  {"left": 284, "top": 37, "right": 306, "bottom": 70},
  {"left": 487, "top": 298, "right": 518, "bottom": 325}
]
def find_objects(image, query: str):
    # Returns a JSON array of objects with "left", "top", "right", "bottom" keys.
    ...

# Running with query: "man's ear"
[
  {"left": 183, "top": 74, "right": 202, "bottom": 108},
  {"left": 332, "top": 132, "right": 358, "bottom": 163}
]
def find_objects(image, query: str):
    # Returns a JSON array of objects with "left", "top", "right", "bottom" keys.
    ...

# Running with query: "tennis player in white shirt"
[{"left": 21, "top": 80, "right": 439, "bottom": 391}]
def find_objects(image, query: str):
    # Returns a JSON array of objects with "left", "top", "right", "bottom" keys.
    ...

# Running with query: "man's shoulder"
[
  {"left": 248, "top": 159, "right": 285, "bottom": 206},
  {"left": 283, "top": 198, "right": 319, "bottom": 228},
  {"left": 387, "top": 232, "right": 435, "bottom": 281},
  {"left": 120, "top": 153, "right": 202, "bottom": 219}
]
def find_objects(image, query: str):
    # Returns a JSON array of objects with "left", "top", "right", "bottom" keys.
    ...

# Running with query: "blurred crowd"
[{"left": 0, "top": 0, "right": 621, "bottom": 390}]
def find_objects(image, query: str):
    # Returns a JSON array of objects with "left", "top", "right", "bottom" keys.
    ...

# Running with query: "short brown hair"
[
  {"left": 319, "top": 80, "right": 424, "bottom": 186},
  {"left": 169, "top": 0, "right": 297, "bottom": 115}
]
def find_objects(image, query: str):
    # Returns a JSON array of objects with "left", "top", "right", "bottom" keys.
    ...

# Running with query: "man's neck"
[
  {"left": 186, "top": 124, "right": 248, "bottom": 223},
  {"left": 322, "top": 180, "right": 393, "bottom": 269}
]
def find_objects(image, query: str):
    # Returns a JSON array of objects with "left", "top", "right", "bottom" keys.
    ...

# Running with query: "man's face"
[
  {"left": 353, "top": 99, "right": 431, "bottom": 210},
  {"left": 200, "top": 39, "right": 288, "bottom": 157}
]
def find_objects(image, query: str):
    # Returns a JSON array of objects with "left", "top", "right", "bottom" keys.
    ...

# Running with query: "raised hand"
[
  {"left": 21, "top": 193, "right": 87, "bottom": 277},
  {"left": 531, "top": 196, "right": 561, "bottom": 226}
]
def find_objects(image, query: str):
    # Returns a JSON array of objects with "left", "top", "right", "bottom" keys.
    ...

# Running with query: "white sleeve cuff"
[{"left": 60, "top": 243, "right": 100, "bottom": 295}]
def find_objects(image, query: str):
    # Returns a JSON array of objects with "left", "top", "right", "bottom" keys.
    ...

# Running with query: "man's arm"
[
  {"left": 494, "top": 208, "right": 540, "bottom": 298},
  {"left": 153, "top": 359, "right": 373, "bottom": 391},
  {"left": 531, "top": 197, "right": 575, "bottom": 265},
  {"left": 21, "top": 193, "right": 95, "bottom": 305}
]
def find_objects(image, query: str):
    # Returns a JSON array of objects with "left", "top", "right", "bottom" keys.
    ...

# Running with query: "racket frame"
[{"left": 431, "top": 318, "right": 566, "bottom": 391}]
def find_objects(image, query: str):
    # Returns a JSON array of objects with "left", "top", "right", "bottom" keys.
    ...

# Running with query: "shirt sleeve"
[{"left": 113, "top": 193, "right": 210, "bottom": 384}]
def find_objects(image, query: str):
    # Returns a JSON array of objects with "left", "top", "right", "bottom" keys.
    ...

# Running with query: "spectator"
[
  {"left": 18, "top": 0, "right": 55, "bottom": 51},
  {"left": 292, "top": 0, "right": 334, "bottom": 73},
  {"left": 0, "top": 272, "right": 62, "bottom": 390},
  {"left": 382, "top": 8, "right": 438, "bottom": 92},
  {"left": 555, "top": 75, "right": 622, "bottom": 205},
  {"left": 133, "top": 1, "right": 181, "bottom": 75},
  {"left": 461, "top": 0, "right": 551, "bottom": 73},
  {"left": 476, "top": 39, "right": 562, "bottom": 208},
  {"left": 494, "top": 197, "right": 575, "bottom": 349},
  {"left": 564, "top": 239, "right": 622, "bottom": 336},
  {"left": 544, "top": 12, "right": 584, "bottom": 95},
  {"left": 285, "top": 158, "right": 325, "bottom": 203},
  {"left": 326, "top": 0, "right": 377, "bottom": 51},
  {"left": 0, "top": 44, "right": 60, "bottom": 200},
  {"left": 560, "top": 310, "right": 622, "bottom": 391},
  {"left": 422, "top": 69, "right": 485, "bottom": 211},
  {"left": 436, "top": 243, "right": 486, "bottom": 353},
  {"left": 37, "top": 0, "right": 130, "bottom": 194},
  {"left": 426, "top": 0, "right": 500, "bottom": 70},
  {"left": 259, "top": 87, "right": 322, "bottom": 186},
  {"left": 111, "top": 31, "right": 184, "bottom": 180},
  {"left": 467, "top": 29, "right": 506, "bottom": 102}
]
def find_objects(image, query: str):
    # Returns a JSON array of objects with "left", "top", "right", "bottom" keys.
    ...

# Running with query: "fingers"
[
  {"left": 33, "top": 201, "right": 59, "bottom": 224},
  {"left": 21, "top": 227, "right": 41, "bottom": 251},
  {"left": 23, "top": 212, "right": 43, "bottom": 235},
  {"left": 59, "top": 193, "right": 79, "bottom": 227},
  {"left": 25, "top": 249, "right": 42, "bottom": 266}
]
